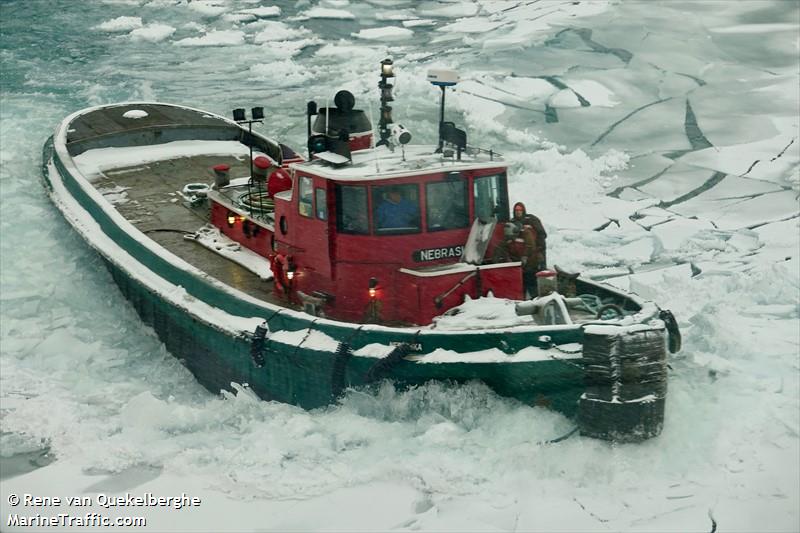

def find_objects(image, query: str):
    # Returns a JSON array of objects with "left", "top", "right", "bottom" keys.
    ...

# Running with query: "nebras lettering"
[{"left": 414, "top": 245, "right": 464, "bottom": 262}]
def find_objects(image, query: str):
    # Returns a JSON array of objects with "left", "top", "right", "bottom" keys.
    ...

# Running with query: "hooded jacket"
[
  {"left": 512, "top": 202, "right": 547, "bottom": 269},
  {"left": 512, "top": 202, "right": 547, "bottom": 241}
]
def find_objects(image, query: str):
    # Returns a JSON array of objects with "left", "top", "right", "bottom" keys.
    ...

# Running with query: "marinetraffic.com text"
[{"left": 6, "top": 492, "right": 203, "bottom": 528}]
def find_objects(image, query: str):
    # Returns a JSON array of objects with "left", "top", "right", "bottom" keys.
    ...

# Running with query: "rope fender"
[
  {"left": 364, "top": 343, "right": 412, "bottom": 383},
  {"left": 250, "top": 321, "right": 269, "bottom": 367},
  {"left": 330, "top": 342, "right": 353, "bottom": 399}
]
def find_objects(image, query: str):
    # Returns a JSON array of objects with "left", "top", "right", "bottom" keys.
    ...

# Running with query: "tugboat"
[{"left": 42, "top": 60, "right": 681, "bottom": 442}]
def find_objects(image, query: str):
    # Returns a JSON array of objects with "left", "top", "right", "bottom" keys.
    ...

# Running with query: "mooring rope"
[
  {"left": 537, "top": 426, "right": 579, "bottom": 445},
  {"left": 291, "top": 318, "right": 320, "bottom": 360}
]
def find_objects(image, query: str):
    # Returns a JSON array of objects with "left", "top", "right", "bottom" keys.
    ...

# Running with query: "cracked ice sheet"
[
  {"left": 556, "top": 79, "right": 620, "bottom": 108},
  {"left": 676, "top": 190, "right": 799, "bottom": 230},
  {"left": 604, "top": 263, "right": 694, "bottom": 297},
  {"left": 457, "top": 76, "right": 558, "bottom": 111},
  {"left": 437, "top": 17, "right": 504, "bottom": 34},
  {"left": 589, "top": 97, "right": 693, "bottom": 155},
  {"left": 547, "top": 229, "right": 657, "bottom": 273},
  {"left": 678, "top": 129, "right": 799, "bottom": 187},
  {"left": 664, "top": 175, "right": 786, "bottom": 219},
  {"left": 752, "top": 218, "right": 800, "bottom": 261},
  {"left": 637, "top": 165, "right": 718, "bottom": 204},
  {"left": 480, "top": 1, "right": 611, "bottom": 50},
  {"left": 687, "top": 76, "right": 799, "bottom": 146},
  {"left": 611, "top": 153, "right": 676, "bottom": 190}
]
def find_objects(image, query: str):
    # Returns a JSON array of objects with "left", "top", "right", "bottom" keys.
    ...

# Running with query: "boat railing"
[{"left": 65, "top": 123, "right": 242, "bottom": 156}]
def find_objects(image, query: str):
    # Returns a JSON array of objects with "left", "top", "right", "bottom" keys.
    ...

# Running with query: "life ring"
[
  {"left": 659, "top": 309, "right": 682, "bottom": 353},
  {"left": 270, "top": 254, "right": 290, "bottom": 291}
]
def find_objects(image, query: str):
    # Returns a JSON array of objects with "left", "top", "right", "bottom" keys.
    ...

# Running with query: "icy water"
[{"left": 1, "top": 1, "right": 799, "bottom": 531}]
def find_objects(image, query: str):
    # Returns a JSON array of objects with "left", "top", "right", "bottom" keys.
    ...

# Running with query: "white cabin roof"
[{"left": 289, "top": 144, "right": 506, "bottom": 181}]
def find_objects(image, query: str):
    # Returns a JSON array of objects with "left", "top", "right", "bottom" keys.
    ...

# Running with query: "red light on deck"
[
  {"left": 368, "top": 277, "right": 378, "bottom": 299},
  {"left": 227, "top": 211, "right": 236, "bottom": 227}
]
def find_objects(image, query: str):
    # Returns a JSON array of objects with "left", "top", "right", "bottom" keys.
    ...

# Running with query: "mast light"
[
  {"left": 381, "top": 59, "right": 394, "bottom": 78},
  {"left": 377, "top": 58, "right": 396, "bottom": 147}
]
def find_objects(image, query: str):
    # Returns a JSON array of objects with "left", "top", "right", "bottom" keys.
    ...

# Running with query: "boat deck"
[{"left": 89, "top": 154, "right": 295, "bottom": 310}]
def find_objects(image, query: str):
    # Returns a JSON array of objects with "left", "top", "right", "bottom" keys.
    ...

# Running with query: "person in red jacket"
[
  {"left": 513, "top": 202, "right": 547, "bottom": 297},
  {"left": 512, "top": 202, "right": 547, "bottom": 269}
]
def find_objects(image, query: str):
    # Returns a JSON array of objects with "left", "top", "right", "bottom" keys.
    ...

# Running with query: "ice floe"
[
  {"left": 304, "top": 7, "right": 355, "bottom": 20},
  {"left": 94, "top": 16, "right": 143, "bottom": 33},
  {"left": 253, "top": 21, "right": 308, "bottom": 42},
  {"left": 437, "top": 18, "right": 504, "bottom": 34},
  {"left": 351, "top": 26, "right": 414, "bottom": 41},
  {"left": 187, "top": 0, "right": 227, "bottom": 18},
  {"left": 129, "top": 23, "right": 176, "bottom": 43},
  {"left": 402, "top": 18, "right": 436, "bottom": 28},
  {"left": 418, "top": 2, "right": 479, "bottom": 18},
  {"left": 174, "top": 30, "right": 245, "bottom": 47},
  {"left": 237, "top": 6, "right": 281, "bottom": 18},
  {"left": 249, "top": 59, "right": 313, "bottom": 86}
]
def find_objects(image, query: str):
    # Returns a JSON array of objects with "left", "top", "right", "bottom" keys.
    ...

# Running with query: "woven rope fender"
[
  {"left": 250, "top": 322, "right": 269, "bottom": 368},
  {"left": 364, "top": 343, "right": 412, "bottom": 383},
  {"left": 330, "top": 342, "right": 353, "bottom": 400},
  {"left": 578, "top": 323, "right": 668, "bottom": 442}
]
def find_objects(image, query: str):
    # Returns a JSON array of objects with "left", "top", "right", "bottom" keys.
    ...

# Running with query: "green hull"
[{"left": 105, "top": 257, "right": 585, "bottom": 414}]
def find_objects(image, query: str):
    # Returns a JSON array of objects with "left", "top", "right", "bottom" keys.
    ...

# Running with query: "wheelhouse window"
[
  {"left": 426, "top": 176, "right": 468, "bottom": 232},
  {"left": 335, "top": 184, "right": 369, "bottom": 234},
  {"left": 372, "top": 183, "right": 420, "bottom": 234},
  {"left": 298, "top": 176, "right": 313, "bottom": 218},
  {"left": 315, "top": 188, "right": 327, "bottom": 220},
  {"left": 473, "top": 173, "right": 509, "bottom": 223}
]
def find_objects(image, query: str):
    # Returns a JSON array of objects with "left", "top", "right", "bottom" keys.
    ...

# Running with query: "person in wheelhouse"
[{"left": 375, "top": 186, "right": 420, "bottom": 230}]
